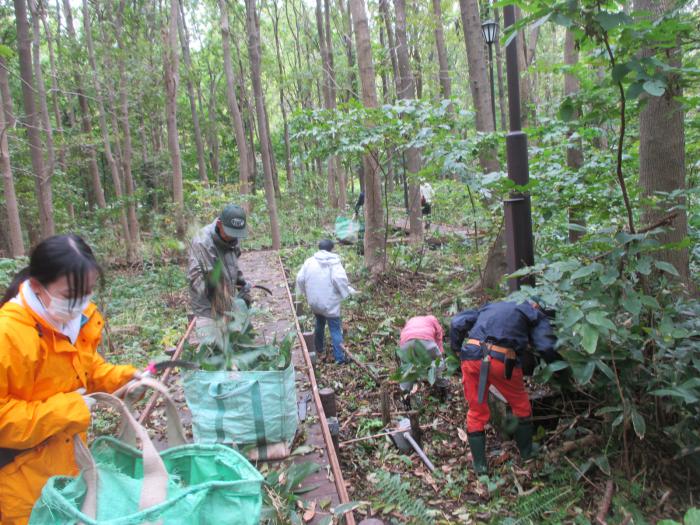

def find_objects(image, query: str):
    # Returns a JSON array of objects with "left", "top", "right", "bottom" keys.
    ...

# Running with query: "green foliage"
[
  {"left": 368, "top": 471, "right": 434, "bottom": 524},
  {"left": 191, "top": 298, "right": 294, "bottom": 372},
  {"left": 508, "top": 229, "right": 700, "bottom": 459},
  {"left": 503, "top": 485, "right": 581, "bottom": 525},
  {"left": 658, "top": 508, "right": 700, "bottom": 525},
  {"left": 0, "top": 257, "right": 29, "bottom": 291},
  {"left": 391, "top": 340, "right": 459, "bottom": 387}
]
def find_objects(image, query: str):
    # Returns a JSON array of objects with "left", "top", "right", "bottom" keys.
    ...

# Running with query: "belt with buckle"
[{"left": 467, "top": 339, "right": 516, "bottom": 360}]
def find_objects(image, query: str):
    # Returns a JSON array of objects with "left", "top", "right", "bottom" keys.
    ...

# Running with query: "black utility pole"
[{"left": 503, "top": 5, "right": 534, "bottom": 291}]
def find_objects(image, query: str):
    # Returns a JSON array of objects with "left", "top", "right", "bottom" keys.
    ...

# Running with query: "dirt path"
[
  {"left": 239, "top": 250, "right": 346, "bottom": 523},
  {"left": 142, "top": 251, "right": 349, "bottom": 524}
]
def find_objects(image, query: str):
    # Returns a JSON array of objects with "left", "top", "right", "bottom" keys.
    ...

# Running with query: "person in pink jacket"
[{"left": 398, "top": 315, "right": 449, "bottom": 400}]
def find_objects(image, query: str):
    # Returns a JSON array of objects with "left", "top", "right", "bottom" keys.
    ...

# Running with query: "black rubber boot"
[
  {"left": 467, "top": 431, "right": 488, "bottom": 475},
  {"left": 514, "top": 418, "right": 534, "bottom": 460}
]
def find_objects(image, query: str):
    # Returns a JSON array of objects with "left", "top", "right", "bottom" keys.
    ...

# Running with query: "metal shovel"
[{"left": 389, "top": 418, "right": 435, "bottom": 472}]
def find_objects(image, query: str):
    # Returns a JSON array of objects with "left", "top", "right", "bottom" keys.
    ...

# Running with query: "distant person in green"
[{"left": 187, "top": 204, "right": 251, "bottom": 343}]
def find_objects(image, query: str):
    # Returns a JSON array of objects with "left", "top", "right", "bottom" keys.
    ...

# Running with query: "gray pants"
[{"left": 399, "top": 339, "right": 448, "bottom": 392}]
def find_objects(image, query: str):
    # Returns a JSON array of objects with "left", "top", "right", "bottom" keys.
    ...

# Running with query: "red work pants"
[{"left": 461, "top": 359, "right": 532, "bottom": 433}]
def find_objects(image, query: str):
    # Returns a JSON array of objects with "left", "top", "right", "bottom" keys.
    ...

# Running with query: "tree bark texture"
[
  {"left": 636, "top": 0, "right": 690, "bottom": 286},
  {"left": 163, "top": 0, "right": 185, "bottom": 239},
  {"left": 219, "top": 0, "right": 251, "bottom": 198},
  {"left": 245, "top": 0, "right": 281, "bottom": 249},
  {"left": 457, "top": 0, "right": 498, "bottom": 172},
  {"left": 270, "top": 0, "right": 294, "bottom": 188},
  {"left": 394, "top": 0, "right": 423, "bottom": 243},
  {"left": 0, "top": 61, "right": 25, "bottom": 256},
  {"left": 62, "top": 0, "right": 106, "bottom": 210},
  {"left": 350, "top": 0, "right": 385, "bottom": 274},
  {"left": 431, "top": 0, "right": 452, "bottom": 106},
  {"left": 378, "top": 0, "right": 399, "bottom": 97},
  {"left": 14, "top": 0, "right": 54, "bottom": 237},
  {"left": 325, "top": 0, "right": 346, "bottom": 209},
  {"left": 177, "top": 0, "right": 208, "bottom": 186},
  {"left": 115, "top": 1, "right": 141, "bottom": 245},
  {"left": 83, "top": 0, "right": 134, "bottom": 258},
  {"left": 315, "top": 0, "right": 338, "bottom": 208},
  {"left": 564, "top": 28, "right": 585, "bottom": 243}
]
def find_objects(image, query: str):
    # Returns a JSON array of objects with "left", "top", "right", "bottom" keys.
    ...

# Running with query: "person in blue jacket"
[{"left": 450, "top": 299, "right": 558, "bottom": 474}]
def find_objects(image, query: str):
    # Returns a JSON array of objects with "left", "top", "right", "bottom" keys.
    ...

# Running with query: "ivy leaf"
[
  {"left": 570, "top": 263, "right": 602, "bottom": 280},
  {"left": 612, "top": 63, "right": 631, "bottom": 84},
  {"left": 654, "top": 260, "right": 680, "bottom": 276},
  {"left": 596, "top": 12, "right": 632, "bottom": 31},
  {"left": 586, "top": 311, "right": 616, "bottom": 331},
  {"left": 630, "top": 407, "right": 646, "bottom": 439},
  {"left": 581, "top": 324, "right": 599, "bottom": 354},
  {"left": 622, "top": 293, "right": 642, "bottom": 316},
  {"left": 626, "top": 81, "right": 645, "bottom": 100},
  {"left": 573, "top": 361, "right": 595, "bottom": 385},
  {"left": 643, "top": 78, "right": 667, "bottom": 97},
  {"left": 561, "top": 307, "right": 584, "bottom": 329}
]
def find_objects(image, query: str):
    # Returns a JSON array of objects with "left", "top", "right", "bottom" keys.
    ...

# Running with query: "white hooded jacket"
[{"left": 296, "top": 250, "right": 356, "bottom": 318}]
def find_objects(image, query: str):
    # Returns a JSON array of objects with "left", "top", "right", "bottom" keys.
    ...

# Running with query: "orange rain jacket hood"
[{"left": 0, "top": 289, "right": 136, "bottom": 525}]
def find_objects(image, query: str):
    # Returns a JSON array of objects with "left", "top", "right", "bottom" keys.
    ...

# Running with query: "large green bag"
[
  {"left": 183, "top": 366, "right": 298, "bottom": 460},
  {"left": 335, "top": 216, "right": 359, "bottom": 244},
  {"left": 30, "top": 389, "right": 263, "bottom": 525}
]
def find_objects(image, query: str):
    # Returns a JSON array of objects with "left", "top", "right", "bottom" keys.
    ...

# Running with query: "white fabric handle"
[
  {"left": 115, "top": 377, "right": 187, "bottom": 447},
  {"left": 75, "top": 393, "right": 168, "bottom": 521}
]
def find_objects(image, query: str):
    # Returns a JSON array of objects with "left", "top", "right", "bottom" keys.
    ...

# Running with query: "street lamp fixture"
[
  {"left": 481, "top": 20, "right": 498, "bottom": 131},
  {"left": 481, "top": 19, "right": 498, "bottom": 45}
]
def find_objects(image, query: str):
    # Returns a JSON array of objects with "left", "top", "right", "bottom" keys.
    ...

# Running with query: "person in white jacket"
[{"left": 296, "top": 240, "right": 356, "bottom": 364}]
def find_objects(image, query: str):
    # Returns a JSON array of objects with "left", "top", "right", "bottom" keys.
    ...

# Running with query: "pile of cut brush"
[{"left": 183, "top": 298, "right": 294, "bottom": 372}]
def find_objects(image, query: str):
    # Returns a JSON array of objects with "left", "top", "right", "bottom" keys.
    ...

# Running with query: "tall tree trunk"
[
  {"left": 325, "top": 0, "right": 346, "bottom": 208},
  {"left": 315, "top": 0, "right": 338, "bottom": 208},
  {"left": 379, "top": 26, "right": 396, "bottom": 194},
  {"left": 338, "top": 0, "right": 357, "bottom": 103},
  {"left": 29, "top": 0, "right": 57, "bottom": 188},
  {"left": 564, "top": 28, "right": 585, "bottom": 243},
  {"left": 83, "top": 0, "right": 133, "bottom": 257},
  {"left": 457, "top": 0, "right": 498, "bottom": 172},
  {"left": 36, "top": 0, "right": 67, "bottom": 183},
  {"left": 636, "top": 0, "right": 690, "bottom": 286},
  {"left": 177, "top": 0, "right": 208, "bottom": 186},
  {"left": 163, "top": 0, "right": 185, "bottom": 238},
  {"left": 245, "top": 0, "right": 281, "bottom": 249},
  {"left": 394, "top": 0, "right": 423, "bottom": 243},
  {"left": 350, "top": 0, "right": 385, "bottom": 274},
  {"left": 378, "top": 0, "right": 399, "bottom": 97},
  {"left": 62, "top": 0, "right": 106, "bottom": 209},
  {"left": 411, "top": 43, "right": 423, "bottom": 99},
  {"left": 270, "top": 0, "right": 294, "bottom": 188},
  {"left": 431, "top": 0, "right": 452, "bottom": 108},
  {"left": 14, "top": 0, "right": 54, "bottom": 237},
  {"left": 207, "top": 67, "right": 221, "bottom": 181},
  {"left": 494, "top": 7, "right": 507, "bottom": 131},
  {"left": 114, "top": 1, "right": 141, "bottom": 246},
  {"left": 219, "top": 0, "right": 251, "bottom": 198},
  {"left": 0, "top": 61, "right": 25, "bottom": 256}
]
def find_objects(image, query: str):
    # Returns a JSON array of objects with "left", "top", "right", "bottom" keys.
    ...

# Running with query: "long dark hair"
[{"left": 0, "top": 234, "right": 102, "bottom": 307}]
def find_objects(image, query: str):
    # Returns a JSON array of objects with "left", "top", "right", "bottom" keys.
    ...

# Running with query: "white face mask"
[{"left": 42, "top": 289, "right": 92, "bottom": 323}]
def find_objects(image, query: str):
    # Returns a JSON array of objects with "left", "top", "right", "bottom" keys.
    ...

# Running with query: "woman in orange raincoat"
[{"left": 0, "top": 234, "right": 139, "bottom": 525}]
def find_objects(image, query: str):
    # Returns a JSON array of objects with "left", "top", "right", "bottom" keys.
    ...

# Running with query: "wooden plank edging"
[{"left": 277, "top": 254, "right": 356, "bottom": 525}]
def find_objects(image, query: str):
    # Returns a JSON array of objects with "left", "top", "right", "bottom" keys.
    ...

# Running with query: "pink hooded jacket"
[{"left": 399, "top": 315, "right": 444, "bottom": 353}]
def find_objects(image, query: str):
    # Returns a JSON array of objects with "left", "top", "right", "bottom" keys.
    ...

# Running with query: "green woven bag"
[
  {"left": 182, "top": 366, "right": 298, "bottom": 460},
  {"left": 29, "top": 389, "right": 263, "bottom": 525}
]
